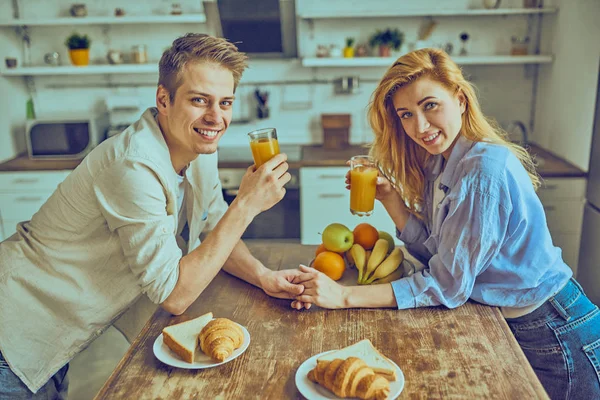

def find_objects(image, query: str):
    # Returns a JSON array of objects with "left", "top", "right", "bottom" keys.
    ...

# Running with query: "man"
[{"left": 0, "top": 33, "right": 305, "bottom": 398}]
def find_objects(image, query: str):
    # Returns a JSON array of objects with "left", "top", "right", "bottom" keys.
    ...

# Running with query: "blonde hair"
[
  {"left": 367, "top": 48, "right": 540, "bottom": 216},
  {"left": 159, "top": 33, "right": 249, "bottom": 102}
]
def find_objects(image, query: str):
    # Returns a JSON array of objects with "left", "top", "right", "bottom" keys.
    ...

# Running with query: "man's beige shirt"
[{"left": 0, "top": 107, "right": 228, "bottom": 393}]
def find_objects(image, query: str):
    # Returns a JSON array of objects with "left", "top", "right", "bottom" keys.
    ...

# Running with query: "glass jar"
[
  {"left": 511, "top": 36, "right": 529, "bottom": 56},
  {"left": 131, "top": 45, "right": 148, "bottom": 64}
]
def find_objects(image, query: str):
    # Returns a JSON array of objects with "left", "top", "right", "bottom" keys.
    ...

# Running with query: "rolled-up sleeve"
[
  {"left": 93, "top": 158, "right": 181, "bottom": 304},
  {"left": 391, "top": 179, "right": 511, "bottom": 309},
  {"left": 203, "top": 176, "right": 229, "bottom": 233}
]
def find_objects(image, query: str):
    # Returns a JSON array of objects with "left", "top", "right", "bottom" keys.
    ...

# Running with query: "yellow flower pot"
[
  {"left": 343, "top": 47, "right": 355, "bottom": 58},
  {"left": 69, "top": 49, "right": 90, "bottom": 66}
]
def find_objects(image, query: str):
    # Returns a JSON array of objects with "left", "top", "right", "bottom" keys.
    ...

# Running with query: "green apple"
[
  {"left": 378, "top": 230, "right": 395, "bottom": 253},
  {"left": 322, "top": 223, "right": 354, "bottom": 253}
]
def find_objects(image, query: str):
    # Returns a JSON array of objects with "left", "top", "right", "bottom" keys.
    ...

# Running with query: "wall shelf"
[
  {"left": 0, "top": 64, "right": 159, "bottom": 76},
  {"left": 0, "top": 14, "right": 206, "bottom": 26},
  {"left": 298, "top": 7, "right": 558, "bottom": 19},
  {"left": 302, "top": 55, "right": 554, "bottom": 67}
]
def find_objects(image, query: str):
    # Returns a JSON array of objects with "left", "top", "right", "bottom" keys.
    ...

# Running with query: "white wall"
[
  {"left": 1, "top": 0, "right": 586, "bottom": 163},
  {"left": 533, "top": 0, "right": 600, "bottom": 171}
]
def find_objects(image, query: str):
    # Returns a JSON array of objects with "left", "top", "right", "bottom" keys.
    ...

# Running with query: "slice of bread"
[
  {"left": 317, "top": 339, "right": 397, "bottom": 381},
  {"left": 162, "top": 312, "right": 213, "bottom": 363}
]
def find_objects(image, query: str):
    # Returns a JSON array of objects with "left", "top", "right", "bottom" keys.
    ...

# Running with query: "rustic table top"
[{"left": 95, "top": 241, "right": 548, "bottom": 400}]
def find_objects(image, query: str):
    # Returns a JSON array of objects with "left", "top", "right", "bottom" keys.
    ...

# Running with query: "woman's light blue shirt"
[{"left": 391, "top": 135, "right": 572, "bottom": 309}]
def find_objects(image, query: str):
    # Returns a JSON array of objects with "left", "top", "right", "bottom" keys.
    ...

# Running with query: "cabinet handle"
[
  {"left": 15, "top": 196, "right": 43, "bottom": 202},
  {"left": 224, "top": 189, "right": 239, "bottom": 196},
  {"left": 544, "top": 205, "right": 556, "bottom": 211},
  {"left": 542, "top": 184, "right": 558, "bottom": 190},
  {"left": 12, "top": 178, "right": 39, "bottom": 184},
  {"left": 318, "top": 175, "right": 345, "bottom": 179},
  {"left": 319, "top": 194, "right": 345, "bottom": 198}
]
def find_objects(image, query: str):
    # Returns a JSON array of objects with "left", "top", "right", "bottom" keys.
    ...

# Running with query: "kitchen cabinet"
[
  {"left": 0, "top": 170, "right": 71, "bottom": 240},
  {"left": 300, "top": 167, "right": 400, "bottom": 245},
  {"left": 537, "top": 177, "right": 586, "bottom": 275}
]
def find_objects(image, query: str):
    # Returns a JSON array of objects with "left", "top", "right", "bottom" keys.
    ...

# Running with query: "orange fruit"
[
  {"left": 353, "top": 223, "right": 379, "bottom": 250},
  {"left": 312, "top": 251, "right": 346, "bottom": 281},
  {"left": 315, "top": 243, "right": 327, "bottom": 257},
  {"left": 315, "top": 243, "right": 344, "bottom": 257}
]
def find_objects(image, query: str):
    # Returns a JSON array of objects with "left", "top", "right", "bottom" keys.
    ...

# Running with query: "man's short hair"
[{"left": 158, "top": 33, "right": 248, "bottom": 102}]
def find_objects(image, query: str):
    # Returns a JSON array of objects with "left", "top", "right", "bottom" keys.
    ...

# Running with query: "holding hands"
[{"left": 290, "top": 265, "right": 349, "bottom": 310}]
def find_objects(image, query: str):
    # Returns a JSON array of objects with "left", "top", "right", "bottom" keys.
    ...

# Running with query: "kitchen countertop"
[
  {"left": 94, "top": 241, "right": 548, "bottom": 400},
  {"left": 0, "top": 142, "right": 586, "bottom": 178}
]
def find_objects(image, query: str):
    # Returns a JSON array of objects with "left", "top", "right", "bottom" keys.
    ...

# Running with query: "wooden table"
[{"left": 95, "top": 241, "right": 548, "bottom": 399}]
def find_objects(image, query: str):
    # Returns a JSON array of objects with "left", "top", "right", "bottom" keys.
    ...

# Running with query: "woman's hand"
[
  {"left": 345, "top": 163, "right": 398, "bottom": 204},
  {"left": 290, "top": 265, "right": 349, "bottom": 310}
]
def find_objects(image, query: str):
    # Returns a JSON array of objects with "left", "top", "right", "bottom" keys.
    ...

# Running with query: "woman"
[{"left": 291, "top": 48, "right": 600, "bottom": 399}]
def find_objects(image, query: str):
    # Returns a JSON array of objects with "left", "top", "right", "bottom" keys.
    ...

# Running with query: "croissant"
[
  {"left": 308, "top": 357, "right": 390, "bottom": 400},
  {"left": 199, "top": 318, "right": 244, "bottom": 362}
]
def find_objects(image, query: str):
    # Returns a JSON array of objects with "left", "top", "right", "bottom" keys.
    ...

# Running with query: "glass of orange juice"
[
  {"left": 350, "top": 155, "right": 378, "bottom": 217},
  {"left": 248, "top": 128, "right": 280, "bottom": 168}
]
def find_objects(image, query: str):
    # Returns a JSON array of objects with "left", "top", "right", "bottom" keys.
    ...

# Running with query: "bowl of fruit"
[{"left": 309, "top": 222, "right": 417, "bottom": 285}]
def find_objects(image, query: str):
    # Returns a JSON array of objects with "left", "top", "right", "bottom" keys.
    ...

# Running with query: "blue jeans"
[
  {"left": 0, "top": 351, "right": 69, "bottom": 400},
  {"left": 506, "top": 278, "right": 600, "bottom": 400}
]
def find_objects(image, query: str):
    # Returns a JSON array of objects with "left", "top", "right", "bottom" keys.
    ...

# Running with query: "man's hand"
[
  {"left": 236, "top": 153, "right": 291, "bottom": 218},
  {"left": 291, "top": 265, "right": 349, "bottom": 310},
  {"left": 259, "top": 269, "right": 305, "bottom": 300}
]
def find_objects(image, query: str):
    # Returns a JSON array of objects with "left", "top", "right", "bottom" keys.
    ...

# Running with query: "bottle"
[{"left": 26, "top": 97, "right": 36, "bottom": 120}]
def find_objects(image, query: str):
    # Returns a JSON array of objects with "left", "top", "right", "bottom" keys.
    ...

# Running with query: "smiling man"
[{"left": 0, "top": 34, "right": 304, "bottom": 398}]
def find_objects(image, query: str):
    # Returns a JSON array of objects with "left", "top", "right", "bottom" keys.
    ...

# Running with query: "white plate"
[
  {"left": 295, "top": 350, "right": 405, "bottom": 400},
  {"left": 153, "top": 322, "right": 250, "bottom": 369}
]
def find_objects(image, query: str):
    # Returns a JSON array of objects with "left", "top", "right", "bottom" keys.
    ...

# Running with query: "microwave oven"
[{"left": 26, "top": 113, "right": 110, "bottom": 159}]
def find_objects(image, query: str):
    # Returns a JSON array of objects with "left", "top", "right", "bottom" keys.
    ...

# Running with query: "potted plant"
[
  {"left": 65, "top": 32, "right": 91, "bottom": 66},
  {"left": 369, "top": 28, "right": 404, "bottom": 57},
  {"left": 343, "top": 37, "right": 355, "bottom": 58}
]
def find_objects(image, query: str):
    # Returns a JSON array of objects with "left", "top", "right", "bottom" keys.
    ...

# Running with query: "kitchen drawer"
[
  {"left": 537, "top": 178, "right": 586, "bottom": 202},
  {"left": 552, "top": 232, "right": 581, "bottom": 276},
  {"left": 300, "top": 167, "right": 348, "bottom": 189},
  {"left": 543, "top": 199, "right": 585, "bottom": 234},
  {"left": 300, "top": 187, "right": 399, "bottom": 245},
  {"left": 0, "top": 192, "right": 53, "bottom": 223},
  {"left": 0, "top": 171, "right": 71, "bottom": 193}
]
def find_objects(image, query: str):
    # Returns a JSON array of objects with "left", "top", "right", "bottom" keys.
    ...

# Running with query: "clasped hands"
[{"left": 259, "top": 265, "right": 348, "bottom": 310}]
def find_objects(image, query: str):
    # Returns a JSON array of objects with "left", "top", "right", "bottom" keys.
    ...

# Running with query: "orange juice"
[
  {"left": 250, "top": 137, "right": 280, "bottom": 168},
  {"left": 350, "top": 165, "right": 378, "bottom": 216}
]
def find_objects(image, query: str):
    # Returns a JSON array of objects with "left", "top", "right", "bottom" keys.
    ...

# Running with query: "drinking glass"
[
  {"left": 248, "top": 128, "right": 280, "bottom": 168},
  {"left": 349, "top": 155, "right": 378, "bottom": 217}
]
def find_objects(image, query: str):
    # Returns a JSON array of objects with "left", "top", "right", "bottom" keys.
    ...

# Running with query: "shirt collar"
[{"left": 424, "top": 135, "right": 475, "bottom": 192}]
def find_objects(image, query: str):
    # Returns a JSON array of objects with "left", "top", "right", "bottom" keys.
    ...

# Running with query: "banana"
[
  {"left": 371, "top": 268, "right": 404, "bottom": 284},
  {"left": 363, "top": 239, "right": 389, "bottom": 282},
  {"left": 365, "top": 248, "right": 404, "bottom": 284},
  {"left": 349, "top": 244, "right": 366, "bottom": 283}
]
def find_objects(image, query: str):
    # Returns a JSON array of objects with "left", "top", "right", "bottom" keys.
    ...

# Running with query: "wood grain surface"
[{"left": 95, "top": 241, "right": 548, "bottom": 400}]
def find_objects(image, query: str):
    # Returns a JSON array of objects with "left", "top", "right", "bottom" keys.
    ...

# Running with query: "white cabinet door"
[
  {"left": 552, "top": 232, "right": 581, "bottom": 276},
  {"left": 536, "top": 178, "right": 586, "bottom": 273},
  {"left": 0, "top": 170, "right": 71, "bottom": 241}
]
